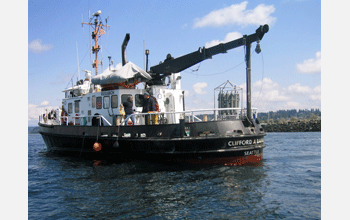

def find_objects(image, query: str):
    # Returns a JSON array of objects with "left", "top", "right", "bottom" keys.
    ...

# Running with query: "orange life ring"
[{"left": 61, "top": 110, "right": 67, "bottom": 124}]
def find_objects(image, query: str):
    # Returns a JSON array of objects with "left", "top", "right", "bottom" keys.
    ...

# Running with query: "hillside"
[{"left": 258, "top": 109, "right": 321, "bottom": 132}]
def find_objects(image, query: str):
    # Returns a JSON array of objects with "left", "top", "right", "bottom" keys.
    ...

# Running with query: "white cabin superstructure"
[{"left": 60, "top": 71, "right": 185, "bottom": 127}]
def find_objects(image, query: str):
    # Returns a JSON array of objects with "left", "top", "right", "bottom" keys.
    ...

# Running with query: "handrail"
[
  {"left": 119, "top": 107, "right": 258, "bottom": 125},
  {"left": 119, "top": 107, "right": 257, "bottom": 116},
  {"left": 51, "top": 114, "right": 113, "bottom": 126},
  {"left": 100, "top": 115, "right": 112, "bottom": 126},
  {"left": 40, "top": 107, "right": 258, "bottom": 126}
]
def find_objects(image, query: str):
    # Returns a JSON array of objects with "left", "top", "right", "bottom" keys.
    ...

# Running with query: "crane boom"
[
  {"left": 149, "top": 24, "right": 269, "bottom": 81},
  {"left": 149, "top": 24, "right": 269, "bottom": 122}
]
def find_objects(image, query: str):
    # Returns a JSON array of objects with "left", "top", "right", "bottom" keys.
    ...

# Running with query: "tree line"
[{"left": 258, "top": 109, "right": 321, "bottom": 123}]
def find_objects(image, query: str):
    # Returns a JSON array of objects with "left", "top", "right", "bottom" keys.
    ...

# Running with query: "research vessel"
[{"left": 38, "top": 11, "right": 269, "bottom": 166}]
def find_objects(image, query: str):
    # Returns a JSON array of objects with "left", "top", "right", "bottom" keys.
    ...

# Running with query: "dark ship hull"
[{"left": 39, "top": 119, "right": 266, "bottom": 166}]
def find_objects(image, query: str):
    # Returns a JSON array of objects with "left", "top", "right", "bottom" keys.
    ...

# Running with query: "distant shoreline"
[{"left": 261, "top": 120, "right": 321, "bottom": 132}]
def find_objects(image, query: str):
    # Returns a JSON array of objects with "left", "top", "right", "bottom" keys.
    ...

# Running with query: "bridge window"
[
  {"left": 92, "top": 96, "right": 96, "bottom": 108},
  {"left": 103, "top": 96, "right": 110, "bottom": 109},
  {"left": 111, "top": 95, "right": 118, "bottom": 108},
  {"left": 88, "top": 110, "right": 91, "bottom": 122},
  {"left": 96, "top": 97, "right": 102, "bottom": 109},
  {"left": 74, "top": 101, "right": 80, "bottom": 113},
  {"left": 68, "top": 103, "right": 73, "bottom": 114}
]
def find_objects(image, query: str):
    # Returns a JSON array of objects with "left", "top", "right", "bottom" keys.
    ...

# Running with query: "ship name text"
[{"left": 227, "top": 138, "right": 264, "bottom": 147}]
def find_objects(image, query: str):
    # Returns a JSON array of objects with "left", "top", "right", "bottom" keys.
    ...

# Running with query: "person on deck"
[
  {"left": 142, "top": 92, "right": 156, "bottom": 125},
  {"left": 142, "top": 92, "right": 156, "bottom": 112},
  {"left": 123, "top": 96, "right": 135, "bottom": 125}
]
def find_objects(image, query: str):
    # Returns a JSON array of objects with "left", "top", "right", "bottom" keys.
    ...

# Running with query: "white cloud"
[
  {"left": 296, "top": 51, "right": 321, "bottom": 74},
  {"left": 287, "top": 83, "right": 312, "bottom": 94},
  {"left": 314, "top": 85, "right": 321, "bottom": 93},
  {"left": 252, "top": 78, "right": 279, "bottom": 90},
  {"left": 242, "top": 78, "right": 321, "bottom": 111},
  {"left": 193, "top": 1, "right": 276, "bottom": 28},
  {"left": 185, "top": 78, "right": 320, "bottom": 112},
  {"left": 284, "top": 101, "right": 303, "bottom": 109},
  {"left": 28, "top": 104, "right": 39, "bottom": 121},
  {"left": 310, "top": 86, "right": 321, "bottom": 101},
  {"left": 264, "top": 90, "right": 289, "bottom": 101},
  {"left": 205, "top": 31, "right": 243, "bottom": 48},
  {"left": 249, "top": 78, "right": 289, "bottom": 103},
  {"left": 40, "top": 101, "right": 50, "bottom": 106},
  {"left": 183, "top": 90, "right": 191, "bottom": 97},
  {"left": 193, "top": 82, "right": 208, "bottom": 94},
  {"left": 28, "top": 39, "right": 53, "bottom": 53}
]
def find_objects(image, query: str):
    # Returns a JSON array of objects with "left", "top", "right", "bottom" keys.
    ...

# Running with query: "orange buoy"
[{"left": 93, "top": 142, "right": 102, "bottom": 152}]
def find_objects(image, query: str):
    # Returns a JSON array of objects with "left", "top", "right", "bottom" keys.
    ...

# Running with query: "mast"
[{"left": 82, "top": 10, "right": 109, "bottom": 76}]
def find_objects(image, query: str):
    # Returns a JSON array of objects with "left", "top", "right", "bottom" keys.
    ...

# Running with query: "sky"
[{"left": 27, "top": 0, "right": 321, "bottom": 126}]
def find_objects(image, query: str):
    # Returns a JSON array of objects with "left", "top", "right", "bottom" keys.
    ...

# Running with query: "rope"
[
  {"left": 185, "top": 60, "right": 245, "bottom": 76},
  {"left": 252, "top": 51, "right": 265, "bottom": 107},
  {"left": 115, "top": 120, "right": 121, "bottom": 148},
  {"left": 79, "top": 134, "right": 85, "bottom": 157},
  {"left": 96, "top": 117, "right": 100, "bottom": 143},
  {"left": 65, "top": 48, "right": 90, "bottom": 89}
]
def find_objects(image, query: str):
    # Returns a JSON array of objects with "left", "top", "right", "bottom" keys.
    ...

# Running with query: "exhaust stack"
[{"left": 122, "top": 33, "right": 130, "bottom": 66}]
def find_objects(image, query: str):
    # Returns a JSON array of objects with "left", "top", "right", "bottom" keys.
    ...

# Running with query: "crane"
[{"left": 148, "top": 24, "right": 269, "bottom": 122}]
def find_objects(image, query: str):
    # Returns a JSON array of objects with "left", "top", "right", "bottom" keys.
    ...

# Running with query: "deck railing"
[{"left": 39, "top": 107, "right": 258, "bottom": 126}]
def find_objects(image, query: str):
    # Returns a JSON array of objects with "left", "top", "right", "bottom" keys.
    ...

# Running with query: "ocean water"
[{"left": 28, "top": 132, "right": 321, "bottom": 219}]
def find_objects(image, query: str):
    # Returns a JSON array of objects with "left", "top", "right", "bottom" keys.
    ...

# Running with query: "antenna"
[
  {"left": 82, "top": 10, "right": 109, "bottom": 76},
  {"left": 100, "top": 45, "right": 103, "bottom": 72},
  {"left": 108, "top": 56, "right": 112, "bottom": 70},
  {"left": 88, "top": 10, "right": 92, "bottom": 73},
  {"left": 76, "top": 42, "right": 80, "bottom": 81}
]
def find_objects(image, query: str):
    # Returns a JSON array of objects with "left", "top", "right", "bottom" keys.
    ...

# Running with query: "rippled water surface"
[{"left": 28, "top": 132, "right": 320, "bottom": 219}]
